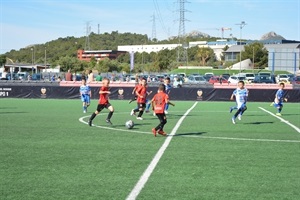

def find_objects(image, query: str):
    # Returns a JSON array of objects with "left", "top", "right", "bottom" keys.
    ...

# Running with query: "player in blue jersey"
[
  {"left": 79, "top": 79, "right": 91, "bottom": 113},
  {"left": 271, "top": 82, "right": 288, "bottom": 116},
  {"left": 230, "top": 81, "right": 248, "bottom": 124},
  {"left": 164, "top": 77, "right": 172, "bottom": 114}
]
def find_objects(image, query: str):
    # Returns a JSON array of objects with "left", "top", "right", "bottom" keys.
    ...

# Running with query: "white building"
[{"left": 118, "top": 44, "right": 181, "bottom": 54}]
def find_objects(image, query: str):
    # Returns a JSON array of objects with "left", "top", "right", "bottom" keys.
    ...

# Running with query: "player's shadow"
[
  {"left": 244, "top": 121, "right": 274, "bottom": 125},
  {"left": 113, "top": 122, "right": 152, "bottom": 128},
  {"left": 172, "top": 132, "right": 207, "bottom": 137}
]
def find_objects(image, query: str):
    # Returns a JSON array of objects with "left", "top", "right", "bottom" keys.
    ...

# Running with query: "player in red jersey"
[
  {"left": 128, "top": 80, "right": 142, "bottom": 104},
  {"left": 151, "top": 84, "right": 175, "bottom": 137},
  {"left": 88, "top": 78, "right": 114, "bottom": 126},
  {"left": 130, "top": 78, "right": 147, "bottom": 120}
]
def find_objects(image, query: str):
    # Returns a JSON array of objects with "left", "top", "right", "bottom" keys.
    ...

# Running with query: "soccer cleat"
[
  {"left": 153, "top": 112, "right": 156, "bottom": 116},
  {"left": 152, "top": 128, "right": 157, "bottom": 137},
  {"left": 88, "top": 120, "right": 92, "bottom": 126},
  {"left": 128, "top": 99, "right": 133, "bottom": 104},
  {"left": 276, "top": 113, "right": 282, "bottom": 116},
  {"left": 270, "top": 102, "right": 274, "bottom": 106},
  {"left": 106, "top": 119, "right": 112, "bottom": 125},
  {"left": 136, "top": 117, "right": 143, "bottom": 120},
  {"left": 231, "top": 117, "right": 236, "bottom": 124},
  {"left": 158, "top": 130, "right": 167, "bottom": 136},
  {"left": 130, "top": 109, "right": 135, "bottom": 116},
  {"left": 83, "top": 110, "right": 87, "bottom": 113},
  {"left": 229, "top": 107, "right": 233, "bottom": 113},
  {"left": 164, "top": 110, "right": 168, "bottom": 114},
  {"left": 145, "top": 110, "right": 150, "bottom": 113},
  {"left": 238, "top": 115, "right": 242, "bottom": 120}
]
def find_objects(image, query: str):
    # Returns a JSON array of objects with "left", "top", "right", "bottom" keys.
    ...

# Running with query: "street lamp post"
[
  {"left": 31, "top": 48, "right": 34, "bottom": 76},
  {"left": 236, "top": 21, "right": 247, "bottom": 74}
]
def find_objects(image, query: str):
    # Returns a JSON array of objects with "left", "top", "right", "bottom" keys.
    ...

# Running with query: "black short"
[
  {"left": 96, "top": 103, "right": 111, "bottom": 112},
  {"left": 156, "top": 113, "right": 166, "bottom": 120},
  {"left": 137, "top": 103, "right": 146, "bottom": 109}
]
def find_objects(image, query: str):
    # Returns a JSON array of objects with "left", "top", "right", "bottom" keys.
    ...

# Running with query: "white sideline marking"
[
  {"left": 78, "top": 117, "right": 300, "bottom": 143},
  {"left": 125, "top": 102, "right": 198, "bottom": 200},
  {"left": 259, "top": 107, "right": 300, "bottom": 133}
]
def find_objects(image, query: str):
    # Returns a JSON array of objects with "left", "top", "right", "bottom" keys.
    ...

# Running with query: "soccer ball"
[{"left": 125, "top": 120, "right": 134, "bottom": 129}]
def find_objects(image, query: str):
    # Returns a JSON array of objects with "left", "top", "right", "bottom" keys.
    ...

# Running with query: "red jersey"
[
  {"left": 98, "top": 86, "right": 109, "bottom": 105},
  {"left": 136, "top": 86, "right": 147, "bottom": 103},
  {"left": 152, "top": 91, "right": 169, "bottom": 114}
]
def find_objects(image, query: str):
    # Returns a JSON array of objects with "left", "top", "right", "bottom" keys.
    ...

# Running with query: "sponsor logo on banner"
[
  {"left": 41, "top": 87, "right": 47, "bottom": 98},
  {"left": 0, "top": 87, "right": 12, "bottom": 97},
  {"left": 118, "top": 88, "right": 124, "bottom": 99},
  {"left": 197, "top": 89, "right": 203, "bottom": 101}
]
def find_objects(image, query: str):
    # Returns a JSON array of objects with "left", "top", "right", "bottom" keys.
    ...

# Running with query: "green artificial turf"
[{"left": 0, "top": 99, "right": 299, "bottom": 200}]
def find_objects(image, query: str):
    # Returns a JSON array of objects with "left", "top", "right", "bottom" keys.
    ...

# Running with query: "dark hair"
[
  {"left": 158, "top": 84, "right": 166, "bottom": 91},
  {"left": 238, "top": 80, "right": 245, "bottom": 85},
  {"left": 165, "top": 77, "right": 170, "bottom": 81},
  {"left": 279, "top": 82, "right": 285, "bottom": 87}
]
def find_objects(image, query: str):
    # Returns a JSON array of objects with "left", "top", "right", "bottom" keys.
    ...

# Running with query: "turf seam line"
[
  {"left": 258, "top": 107, "right": 300, "bottom": 133},
  {"left": 125, "top": 102, "right": 198, "bottom": 200}
]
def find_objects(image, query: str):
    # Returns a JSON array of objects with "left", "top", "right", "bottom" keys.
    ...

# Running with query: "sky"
[{"left": 0, "top": 0, "right": 299, "bottom": 54}]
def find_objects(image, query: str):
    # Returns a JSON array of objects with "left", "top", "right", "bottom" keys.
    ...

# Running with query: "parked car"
[
  {"left": 204, "top": 73, "right": 214, "bottom": 81},
  {"left": 187, "top": 75, "right": 207, "bottom": 84},
  {"left": 221, "top": 73, "right": 230, "bottom": 80},
  {"left": 244, "top": 73, "right": 255, "bottom": 82},
  {"left": 253, "top": 75, "right": 274, "bottom": 83},
  {"left": 287, "top": 74, "right": 295, "bottom": 82},
  {"left": 292, "top": 76, "right": 300, "bottom": 84},
  {"left": 276, "top": 74, "right": 289, "bottom": 83},
  {"left": 228, "top": 76, "right": 246, "bottom": 84},
  {"left": 209, "top": 76, "right": 228, "bottom": 84}
]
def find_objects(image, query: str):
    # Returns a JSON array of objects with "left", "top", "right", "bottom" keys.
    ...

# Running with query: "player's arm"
[
  {"left": 151, "top": 98, "right": 155, "bottom": 111},
  {"left": 168, "top": 101, "right": 175, "bottom": 106},
  {"left": 230, "top": 94, "right": 235, "bottom": 100}
]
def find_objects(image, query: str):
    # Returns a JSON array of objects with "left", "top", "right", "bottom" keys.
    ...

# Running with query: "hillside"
[{"left": 3, "top": 31, "right": 221, "bottom": 66}]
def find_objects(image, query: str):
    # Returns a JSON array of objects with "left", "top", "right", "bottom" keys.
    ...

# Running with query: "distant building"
[
  {"left": 224, "top": 43, "right": 300, "bottom": 73},
  {"left": 118, "top": 44, "right": 181, "bottom": 54},
  {"left": 77, "top": 50, "right": 127, "bottom": 61}
]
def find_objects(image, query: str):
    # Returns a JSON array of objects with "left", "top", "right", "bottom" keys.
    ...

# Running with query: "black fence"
[{"left": 0, "top": 82, "right": 299, "bottom": 102}]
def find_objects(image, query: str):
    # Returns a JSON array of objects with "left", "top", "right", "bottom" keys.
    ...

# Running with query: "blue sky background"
[{"left": 0, "top": 0, "right": 299, "bottom": 54}]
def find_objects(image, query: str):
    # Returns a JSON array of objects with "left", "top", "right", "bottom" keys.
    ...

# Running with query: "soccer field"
[{"left": 0, "top": 99, "right": 299, "bottom": 200}]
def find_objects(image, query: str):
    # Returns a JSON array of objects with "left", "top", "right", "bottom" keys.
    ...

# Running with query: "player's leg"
[
  {"left": 145, "top": 99, "right": 151, "bottom": 113},
  {"left": 129, "top": 95, "right": 137, "bottom": 104},
  {"left": 81, "top": 95, "right": 87, "bottom": 113},
  {"left": 131, "top": 103, "right": 140, "bottom": 116},
  {"left": 229, "top": 105, "right": 237, "bottom": 113},
  {"left": 154, "top": 114, "right": 167, "bottom": 136},
  {"left": 164, "top": 103, "right": 169, "bottom": 114},
  {"left": 158, "top": 114, "right": 167, "bottom": 136},
  {"left": 88, "top": 104, "right": 103, "bottom": 126},
  {"left": 276, "top": 103, "right": 283, "bottom": 116},
  {"left": 85, "top": 95, "right": 91, "bottom": 112},
  {"left": 137, "top": 103, "right": 145, "bottom": 120},
  {"left": 106, "top": 104, "right": 114, "bottom": 125},
  {"left": 232, "top": 107, "right": 243, "bottom": 124}
]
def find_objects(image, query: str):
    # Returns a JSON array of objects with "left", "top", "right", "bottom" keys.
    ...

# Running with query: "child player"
[
  {"left": 230, "top": 80, "right": 248, "bottom": 124},
  {"left": 130, "top": 78, "right": 147, "bottom": 120},
  {"left": 271, "top": 82, "right": 288, "bottom": 116},
  {"left": 128, "top": 79, "right": 141, "bottom": 104},
  {"left": 79, "top": 78, "right": 91, "bottom": 113},
  {"left": 164, "top": 77, "right": 172, "bottom": 114},
  {"left": 88, "top": 78, "right": 114, "bottom": 126},
  {"left": 151, "top": 84, "right": 175, "bottom": 137}
]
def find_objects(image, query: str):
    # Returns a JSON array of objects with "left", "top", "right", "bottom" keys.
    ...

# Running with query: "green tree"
[
  {"left": 0, "top": 55, "right": 7, "bottom": 66},
  {"left": 242, "top": 42, "right": 268, "bottom": 69},
  {"left": 197, "top": 47, "right": 215, "bottom": 66}
]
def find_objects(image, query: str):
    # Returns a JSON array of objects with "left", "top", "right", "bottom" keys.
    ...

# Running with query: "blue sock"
[{"left": 146, "top": 103, "right": 151, "bottom": 111}]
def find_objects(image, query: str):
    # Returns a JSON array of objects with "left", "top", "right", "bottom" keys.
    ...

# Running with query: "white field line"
[
  {"left": 125, "top": 102, "right": 198, "bottom": 200},
  {"left": 259, "top": 107, "right": 300, "bottom": 133},
  {"left": 78, "top": 117, "right": 300, "bottom": 143}
]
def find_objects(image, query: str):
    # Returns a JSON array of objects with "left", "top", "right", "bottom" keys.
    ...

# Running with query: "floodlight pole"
[{"left": 236, "top": 21, "right": 247, "bottom": 74}]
